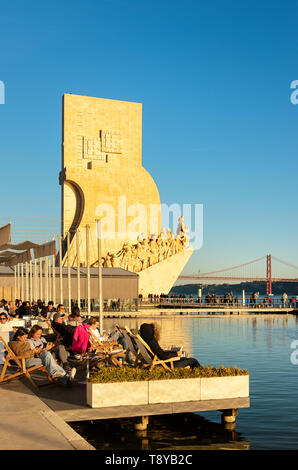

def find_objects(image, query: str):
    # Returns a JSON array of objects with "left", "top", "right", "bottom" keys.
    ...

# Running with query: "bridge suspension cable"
[
  {"left": 271, "top": 256, "right": 298, "bottom": 271},
  {"left": 179, "top": 254, "right": 298, "bottom": 284},
  {"left": 195, "top": 255, "right": 266, "bottom": 276}
]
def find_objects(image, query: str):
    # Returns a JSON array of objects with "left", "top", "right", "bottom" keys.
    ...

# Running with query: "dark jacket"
[
  {"left": 51, "top": 321, "right": 75, "bottom": 348},
  {"left": 139, "top": 323, "right": 177, "bottom": 361}
]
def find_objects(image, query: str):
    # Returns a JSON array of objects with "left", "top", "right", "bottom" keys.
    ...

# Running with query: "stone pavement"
[{"left": 0, "top": 377, "right": 95, "bottom": 450}]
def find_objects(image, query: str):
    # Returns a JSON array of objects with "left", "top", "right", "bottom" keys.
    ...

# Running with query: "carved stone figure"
[
  {"left": 103, "top": 252, "right": 112, "bottom": 267},
  {"left": 148, "top": 237, "right": 158, "bottom": 266},
  {"left": 101, "top": 216, "right": 190, "bottom": 272},
  {"left": 176, "top": 216, "right": 190, "bottom": 248}
]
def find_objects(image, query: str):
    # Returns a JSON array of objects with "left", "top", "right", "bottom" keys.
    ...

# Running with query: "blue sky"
[{"left": 0, "top": 0, "right": 298, "bottom": 279}]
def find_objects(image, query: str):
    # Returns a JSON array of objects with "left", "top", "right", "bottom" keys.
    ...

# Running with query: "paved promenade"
[{"left": 0, "top": 378, "right": 95, "bottom": 450}]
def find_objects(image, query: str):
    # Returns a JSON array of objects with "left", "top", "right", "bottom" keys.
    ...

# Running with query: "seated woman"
[
  {"left": 139, "top": 323, "right": 200, "bottom": 369},
  {"left": 88, "top": 318, "right": 123, "bottom": 351},
  {"left": 8, "top": 301, "right": 18, "bottom": 318},
  {"left": 28, "top": 324, "right": 72, "bottom": 370},
  {"left": 72, "top": 322, "right": 92, "bottom": 355},
  {"left": 0, "top": 312, "right": 9, "bottom": 330},
  {"left": 9, "top": 328, "right": 76, "bottom": 385},
  {"left": 72, "top": 318, "right": 123, "bottom": 355}
]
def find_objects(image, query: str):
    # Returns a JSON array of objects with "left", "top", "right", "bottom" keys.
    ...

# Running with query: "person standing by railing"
[{"left": 282, "top": 292, "right": 288, "bottom": 307}]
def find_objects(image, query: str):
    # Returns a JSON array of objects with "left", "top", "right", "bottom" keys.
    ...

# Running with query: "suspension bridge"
[
  {"left": 178, "top": 255, "right": 298, "bottom": 295},
  {"left": 137, "top": 255, "right": 298, "bottom": 314}
]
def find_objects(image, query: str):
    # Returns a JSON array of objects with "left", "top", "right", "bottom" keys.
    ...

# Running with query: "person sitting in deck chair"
[
  {"left": 27, "top": 324, "right": 73, "bottom": 371},
  {"left": 68, "top": 306, "right": 83, "bottom": 326},
  {"left": 72, "top": 322, "right": 91, "bottom": 355},
  {"left": 9, "top": 328, "right": 76, "bottom": 385},
  {"left": 139, "top": 323, "right": 200, "bottom": 369},
  {"left": 51, "top": 312, "right": 76, "bottom": 350},
  {"left": 0, "top": 312, "right": 9, "bottom": 329}
]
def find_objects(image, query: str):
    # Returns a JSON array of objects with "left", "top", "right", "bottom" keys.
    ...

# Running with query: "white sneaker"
[
  {"left": 69, "top": 367, "right": 76, "bottom": 382},
  {"left": 52, "top": 370, "right": 67, "bottom": 379}
]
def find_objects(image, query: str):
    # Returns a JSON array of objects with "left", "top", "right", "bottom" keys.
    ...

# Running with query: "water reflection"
[
  {"left": 73, "top": 315, "right": 298, "bottom": 450},
  {"left": 70, "top": 413, "right": 250, "bottom": 450}
]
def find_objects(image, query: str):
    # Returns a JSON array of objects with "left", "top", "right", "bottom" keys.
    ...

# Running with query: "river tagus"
[{"left": 70, "top": 315, "right": 298, "bottom": 450}]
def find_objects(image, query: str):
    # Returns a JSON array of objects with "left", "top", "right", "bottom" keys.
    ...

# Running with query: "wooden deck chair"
[
  {"left": 50, "top": 323, "right": 64, "bottom": 346},
  {"left": 0, "top": 335, "right": 54, "bottom": 390},
  {"left": 125, "top": 329, "right": 180, "bottom": 371},
  {"left": 88, "top": 330, "right": 125, "bottom": 368},
  {"left": 114, "top": 324, "right": 139, "bottom": 364}
]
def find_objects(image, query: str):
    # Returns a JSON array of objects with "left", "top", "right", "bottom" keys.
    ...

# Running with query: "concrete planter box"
[
  {"left": 87, "top": 375, "right": 249, "bottom": 408},
  {"left": 148, "top": 378, "right": 201, "bottom": 404},
  {"left": 200, "top": 376, "right": 249, "bottom": 400},
  {"left": 87, "top": 381, "right": 148, "bottom": 408}
]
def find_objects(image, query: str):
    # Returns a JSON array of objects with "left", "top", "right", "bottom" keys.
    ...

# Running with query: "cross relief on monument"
[
  {"left": 82, "top": 130, "right": 123, "bottom": 160},
  {"left": 83, "top": 136, "right": 105, "bottom": 161},
  {"left": 101, "top": 130, "right": 122, "bottom": 154}
]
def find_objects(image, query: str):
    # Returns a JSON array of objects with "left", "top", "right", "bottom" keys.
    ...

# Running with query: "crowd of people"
[
  {"left": 0, "top": 299, "right": 109, "bottom": 386},
  {"left": 0, "top": 297, "right": 203, "bottom": 386},
  {"left": 0, "top": 298, "right": 58, "bottom": 318},
  {"left": 139, "top": 291, "right": 298, "bottom": 307}
]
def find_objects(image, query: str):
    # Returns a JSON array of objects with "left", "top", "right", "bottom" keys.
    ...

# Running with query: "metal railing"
[
  {"left": 66, "top": 298, "right": 139, "bottom": 313},
  {"left": 139, "top": 297, "right": 297, "bottom": 309}
]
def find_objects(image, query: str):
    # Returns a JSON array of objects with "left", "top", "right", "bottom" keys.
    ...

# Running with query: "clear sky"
[{"left": 0, "top": 0, "right": 298, "bottom": 279}]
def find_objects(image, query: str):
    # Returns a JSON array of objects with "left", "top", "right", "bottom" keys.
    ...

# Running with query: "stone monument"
[{"left": 60, "top": 93, "right": 193, "bottom": 295}]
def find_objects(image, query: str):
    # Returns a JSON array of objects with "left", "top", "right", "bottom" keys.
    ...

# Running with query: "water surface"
[{"left": 71, "top": 314, "right": 298, "bottom": 450}]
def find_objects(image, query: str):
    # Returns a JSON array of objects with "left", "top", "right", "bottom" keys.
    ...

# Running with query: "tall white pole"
[
  {"left": 48, "top": 257, "right": 51, "bottom": 301},
  {"left": 52, "top": 253, "right": 56, "bottom": 306},
  {"left": 67, "top": 232, "right": 71, "bottom": 314},
  {"left": 17, "top": 263, "right": 20, "bottom": 299},
  {"left": 242, "top": 289, "right": 245, "bottom": 306},
  {"left": 14, "top": 265, "right": 17, "bottom": 301},
  {"left": 34, "top": 259, "right": 37, "bottom": 301},
  {"left": 45, "top": 255, "right": 49, "bottom": 304},
  {"left": 86, "top": 225, "right": 91, "bottom": 316},
  {"left": 59, "top": 235, "right": 63, "bottom": 305},
  {"left": 96, "top": 220, "right": 103, "bottom": 335},
  {"left": 39, "top": 259, "right": 43, "bottom": 302},
  {"left": 25, "top": 262, "right": 29, "bottom": 301},
  {"left": 76, "top": 230, "right": 80, "bottom": 310},
  {"left": 21, "top": 263, "right": 24, "bottom": 300},
  {"left": 29, "top": 260, "right": 33, "bottom": 303}
]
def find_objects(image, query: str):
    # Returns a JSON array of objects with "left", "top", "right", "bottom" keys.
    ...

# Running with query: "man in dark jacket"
[
  {"left": 51, "top": 312, "right": 76, "bottom": 349},
  {"left": 139, "top": 323, "right": 200, "bottom": 369}
]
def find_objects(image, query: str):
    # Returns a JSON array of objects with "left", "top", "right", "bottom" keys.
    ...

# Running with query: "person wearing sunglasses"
[{"left": 0, "top": 314, "right": 8, "bottom": 329}]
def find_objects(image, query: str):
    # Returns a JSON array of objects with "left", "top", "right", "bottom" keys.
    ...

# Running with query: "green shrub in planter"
[{"left": 89, "top": 365, "right": 249, "bottom": 384}]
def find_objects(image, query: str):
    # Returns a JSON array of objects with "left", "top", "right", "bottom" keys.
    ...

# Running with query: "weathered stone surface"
[
  {"left": 62, "top": 94, "right": 161, "bottom": 265},
  {"left": 148, "top": 378, "right": 201, "bottom": 404}
]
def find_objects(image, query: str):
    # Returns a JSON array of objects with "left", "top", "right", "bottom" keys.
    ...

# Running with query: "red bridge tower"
[{"left": 266, "top": 254, "right": 272, "bottom": 295}]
